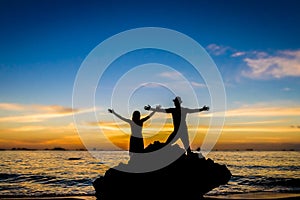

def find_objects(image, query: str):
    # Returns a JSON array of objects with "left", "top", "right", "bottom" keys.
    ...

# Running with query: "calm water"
[{"left": 0, "top": 150, "right": 299, "bottom": 197}]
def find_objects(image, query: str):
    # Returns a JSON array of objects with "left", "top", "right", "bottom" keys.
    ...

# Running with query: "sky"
[{"left": 0, "top": 0, "right": 300, "bottom": 151}]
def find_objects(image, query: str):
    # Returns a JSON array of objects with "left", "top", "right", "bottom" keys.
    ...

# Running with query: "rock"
[{"left": 93, "top": 141, "right": 232, "bottom": 200}]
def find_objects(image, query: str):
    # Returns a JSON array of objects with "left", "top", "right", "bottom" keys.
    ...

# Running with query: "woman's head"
[{"left": 132, "top": 110, "right": 141, "bottom": 122}]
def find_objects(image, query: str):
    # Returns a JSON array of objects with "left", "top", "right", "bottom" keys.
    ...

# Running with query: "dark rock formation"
[{"left": 93, "top": 141, "right": 232, "bottom": 200}]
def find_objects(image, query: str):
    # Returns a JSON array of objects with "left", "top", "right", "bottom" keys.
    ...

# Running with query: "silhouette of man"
[
  {"left": 145, "top": 96, "right": 209, "bottom": 154},
  {"left": 108, "top": 108, "right": 156, "bottom": 156}
]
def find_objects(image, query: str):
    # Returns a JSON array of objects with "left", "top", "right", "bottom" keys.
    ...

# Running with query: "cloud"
[
  {"left": 206, "top": 44, "right": 232, "bottom": 56},
  {"left": 206, "top": 45, "right": 300, "bottom": 79},
  {"left": 32, "top": 105, "right": 78, "bottom": 114},
  {"left": 228, "top": 119, "right": 287, "bottom": 125},
  {"left": 0, "top": 103, "right": 92, "bottom": 123},
  {"left": 0, "top": 103, "right": 27, "bottom": 111},
  {"left": 0, "top": 113, "right": 72, "bottom": 123},
  {"left": 217, "top": 105, "right": 300, "bottom": 117},
  {"left": 10, "top": 126, "right": 46, "bottom": 132},
  {"left": 158, "top": 71, "right": 183, "bottom": 80},
  {"left": 0, "top": 103, "right": 78, "bottom": 113},
  {"left": 6, "top": 123, "right": 76, "bottom": 133},
  {"left": 206, "top": 44, "right": 247, "bottom": 58},
  {"left": 219, "top": 125, "right": 299, "bottom": 133},
  {"left": 155, "top": 71, "right": 208, "bottom": 92},
  {"left": 242, "top": 49, "right": 300, "bottom": 79},
  {"left": 191, "top": 81, "right": 206, "bottom": 88},
  {"left": 282, "top": 87, "right": 292, "bottom": 92},
  {"left": 231, "top": 52, "right": 246, "bottom": 57},
  {"left": 139, "top": 82, "right": 163, "bottom": 88}
]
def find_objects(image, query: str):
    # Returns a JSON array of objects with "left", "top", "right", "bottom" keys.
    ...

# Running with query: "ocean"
[{"left": 0, "top": 150, "right": 299, "bottom": 197}]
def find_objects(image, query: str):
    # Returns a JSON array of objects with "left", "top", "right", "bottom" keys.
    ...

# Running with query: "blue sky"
[{"left": 0, "top": 0, "right": 300, "bottom": 150}]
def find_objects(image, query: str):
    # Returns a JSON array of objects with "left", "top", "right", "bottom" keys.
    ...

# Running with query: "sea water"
[{"left": 0, "top": 150, "right": 299, "bottom": 197}]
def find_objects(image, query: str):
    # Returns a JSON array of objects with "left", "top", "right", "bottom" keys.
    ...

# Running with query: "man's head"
[{"left": 173, "top": 96, "right": 182, "bottom": 107}]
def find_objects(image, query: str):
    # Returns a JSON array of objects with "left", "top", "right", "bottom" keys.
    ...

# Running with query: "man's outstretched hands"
[
  {"left": 144, "top": 105, "right": 151, "bottom": 110},
  {"left": 202, "top": 105, "right": 209, "bottom": 111},
  {"left": 144, "top": 105, "right": 161, "bottom": 111},
  {"left": 108, "top": 108, "right": 114, "bottom": 113}
]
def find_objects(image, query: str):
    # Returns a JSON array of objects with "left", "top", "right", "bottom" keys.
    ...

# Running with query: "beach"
[
  {"left": 1, "top": 192, "right": 300, "bottom": 200},
  {"left": 205, "top": 192, "right": 300, "bottom": 199}
]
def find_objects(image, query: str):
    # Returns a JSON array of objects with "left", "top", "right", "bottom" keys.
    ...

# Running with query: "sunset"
[
  {"left": 1, "top": 94, "right": 299, "bottom": 150},
  {"left": 0, "top": 0, "right": 300, "bottom": 199}
]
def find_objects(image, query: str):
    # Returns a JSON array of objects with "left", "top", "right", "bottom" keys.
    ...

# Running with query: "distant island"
[{"left": 0, "top": 146, "right": 298, "bottom": 151}]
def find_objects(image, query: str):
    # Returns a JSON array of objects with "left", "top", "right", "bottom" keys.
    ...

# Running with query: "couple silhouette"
[{"left": 108, "top": 96, "right": 209, "bottom": 156}]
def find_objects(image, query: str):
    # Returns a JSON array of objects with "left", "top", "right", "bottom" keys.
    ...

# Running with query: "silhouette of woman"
[
  {"left": 145, "top": 96, "right": 209, "bottom": 154},
  {"left": 108, "top": 108, "right": 156, "bottom": 156}
]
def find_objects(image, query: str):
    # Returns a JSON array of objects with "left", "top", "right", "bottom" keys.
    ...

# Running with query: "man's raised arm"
[{"left": 186, "top": 105, "right": 210, "bottom": 113}]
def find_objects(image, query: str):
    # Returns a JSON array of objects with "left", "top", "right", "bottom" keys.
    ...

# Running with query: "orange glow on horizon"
[{"left": 0, "top": 102, "right": 299, "bottom": 150}]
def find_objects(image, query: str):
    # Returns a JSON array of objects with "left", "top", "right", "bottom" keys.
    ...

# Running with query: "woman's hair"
[{"left": 132, "top": 110, "right": 140, "bottom": 122}]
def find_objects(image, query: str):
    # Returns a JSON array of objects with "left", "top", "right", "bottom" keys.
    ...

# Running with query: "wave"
[
  {"left": 0, "top": 173, "right": 20, "bottom": 180},
  {"left": 228, "top": 164, "right": 300, "bottom": 171},
  {"left": 231, "top": 175, "right": 300, "bottom": 189},
  {"left": 0, "top": 173, "right": 92, "bottom": 186},
  {"left": 2, "top": 173, "right": 300, "bottom": 188},
  {"left": 1, "top": 150, "right": 299, "bottom": 197}
]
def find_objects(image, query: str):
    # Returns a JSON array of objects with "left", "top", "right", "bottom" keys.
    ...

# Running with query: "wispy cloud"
[
  {"left": 282, "top": 87, "right": 292, "bottom": 92},
  {"left": 206, "top": 44, "right": 246, "bottom": 58},
  {"left": 7, "top": 123, "right": 76, "bottom": 133},
  {"left": 231, "top": 52, "right": 246, "bottom": 57},
  {"left": 139, "top": 82, "right": 163, "bottom": 88},
  {"left": 9, "top": 126, "right": 46, "bottom": 132},
  {"left": 211, "top": 105, "right": 300, "bottom": 117},
  {"left": 0, "top": 103, "right": 26, "bottom": 111},
  {"left": 191, "top": 81, "right": 206, "bottom": 88},
  {"left": 228, "top": 119, "right": 287, "bottom": 125},
  {"left": 242, "top": 49, "right": 300, "bottom": 79},
  {"left": 158, "top": 71, "right": 183, "bottom": 80},
  {"left": 155, "top": 71, "right": 206, "bottom": 91},
  {"left": 0, "top": 103, "right": 78, "bottom": 113},
  {"left": 206, "top": 44, "right": 232, "bottom": 56},
  {"left": 0, "top": 113, "right": 73, "bottom": 123},
  {"left": 0, "top": 103, "right": 93, "bottom": 123},
  {"left": 32, "top": 105, "right": 78, "bottom": 114}
]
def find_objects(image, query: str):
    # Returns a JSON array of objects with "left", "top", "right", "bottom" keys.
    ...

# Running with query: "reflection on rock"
[{"left": 93, "top": 141, "right": 232, "bottom": 199}]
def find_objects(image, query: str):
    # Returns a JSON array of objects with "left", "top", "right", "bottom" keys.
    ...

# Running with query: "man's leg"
[{"left": 181, "top": 129, "right": 192, "bottom": 154}]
